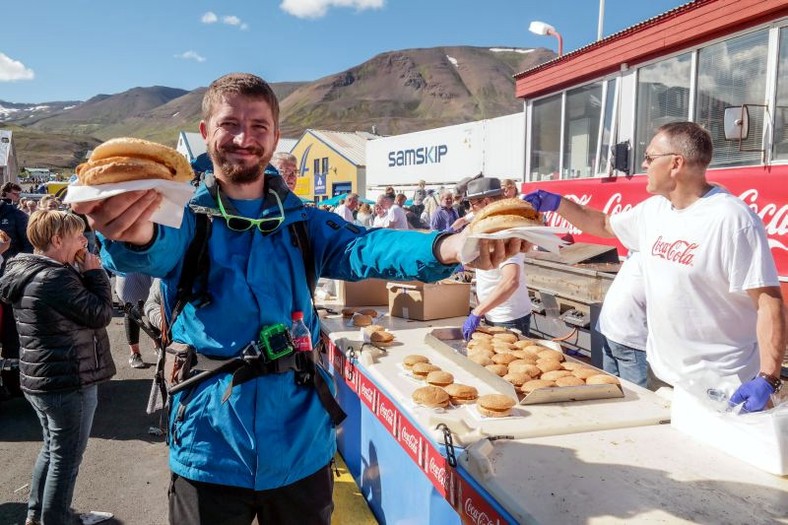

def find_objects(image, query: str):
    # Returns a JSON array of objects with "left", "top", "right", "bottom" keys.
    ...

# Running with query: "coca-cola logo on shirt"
[
  {"left": 464, "top": 498, "right": 498, "bottom": 525},
  {"left": 651, "top": 236, "right": 698, "bottom": 266}
]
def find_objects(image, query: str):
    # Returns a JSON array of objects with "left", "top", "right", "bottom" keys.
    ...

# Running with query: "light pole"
[{"left": 529, "top": 21, "right": 563, "bottom": 57}]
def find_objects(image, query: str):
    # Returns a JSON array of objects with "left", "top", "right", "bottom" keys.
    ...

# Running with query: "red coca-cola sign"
[
  {"left": 375, "top": 391, "right": 398, "bottom": 437},
  {"left": 522, "top": 167, "right": 788, "bottom": 277},
  {"left": 358, "top": 374, "right": 377, "bottom": 413},
  {"left": 397, "top": 414, "right": 424, "bottom": 468},
  {"left": 424, "top": 443, "right": 454, "bottom": 499},
  {"left": 457, "top": 475, "right": 507, "bottom": 525}
]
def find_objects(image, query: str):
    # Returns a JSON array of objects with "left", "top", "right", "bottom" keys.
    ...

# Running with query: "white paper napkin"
[
  {"left": 63, "top": 180, "right": 196, "bottom": 229},
  {"left": 459, "top": 226, "right": 570, "bottom": 265}
]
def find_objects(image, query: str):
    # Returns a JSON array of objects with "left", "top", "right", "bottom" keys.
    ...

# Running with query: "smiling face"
[{"left": 200, "top": 93, "right": 280, "bottom": 185}]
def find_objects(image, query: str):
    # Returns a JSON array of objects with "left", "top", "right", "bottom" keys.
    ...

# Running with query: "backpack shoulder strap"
[{"left": 289, "top": 220, "right": 316, "bottom": 301}]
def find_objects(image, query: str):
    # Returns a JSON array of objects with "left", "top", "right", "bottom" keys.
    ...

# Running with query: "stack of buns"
[
  {"left": 468, "top": 198, "right": 543, "bottom": 234},
  {"left": 466, "top": 327, "right": 620, "bottom": 395},
  {"left": 404, "top": 355, "right": 482, "bottom": 408}
]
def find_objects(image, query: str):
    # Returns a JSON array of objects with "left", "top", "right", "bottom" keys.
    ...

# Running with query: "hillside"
[{"left": 0, "top": 46, "right": 555, "bottom": 169}]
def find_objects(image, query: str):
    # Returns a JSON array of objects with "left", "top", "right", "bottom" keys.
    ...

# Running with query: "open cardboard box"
[
  {"left": 335, "top": 278, "right": 391, "bottom": 306},
  {"left": 387, "top": 280, "right": 471, "bottom": 321}
]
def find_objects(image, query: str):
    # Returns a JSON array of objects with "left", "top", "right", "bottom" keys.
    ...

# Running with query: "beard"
[{"left": 208, "top": 142, "right": 270, "bottom": 184}]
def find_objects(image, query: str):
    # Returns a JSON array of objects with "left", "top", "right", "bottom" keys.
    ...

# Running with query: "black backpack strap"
[
  {"left": 167, "top": 213, "right": 212, "bottom": 344},
  {"left": 289, "top": 220, "right": 317, "bottom": 301}
]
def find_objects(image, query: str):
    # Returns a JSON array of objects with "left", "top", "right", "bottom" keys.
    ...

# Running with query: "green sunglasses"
[{"left": 217, "top": 189, "right": 285, "bottom": 233}]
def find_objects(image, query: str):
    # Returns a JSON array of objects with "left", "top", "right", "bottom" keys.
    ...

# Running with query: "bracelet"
[{"left": 757, "top": 372, "right": 783, "bottom": 393}]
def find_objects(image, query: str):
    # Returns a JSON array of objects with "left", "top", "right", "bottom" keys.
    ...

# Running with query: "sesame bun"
[
  {"left": 76, "top": 137, "right": 193, "bottom": 186},
  {"left": 469, "top": 198, "right": 542, "bottom": 235},
  {"left": 477, "top": 394, "right": 517, "bottom": 418},
  {"left": 403, "top": 354, "right": 429, "bottom": 370},
  {"left": 412, "top": 386, "right": 450, "bottom": 409},
  {"left": 444, "top": 383, "right": 479, "bottom": 404}
]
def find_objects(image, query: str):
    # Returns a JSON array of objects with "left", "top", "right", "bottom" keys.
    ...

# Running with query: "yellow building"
[{"left": 290, "top": 130, "right": 377, "bottom": 201}]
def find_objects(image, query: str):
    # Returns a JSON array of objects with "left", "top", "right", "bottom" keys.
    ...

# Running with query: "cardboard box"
[
  {"left": 387, "top": 280, "right": 471, "bottom": 321},
  {"left": 335, "top": 278, "right": 390, "bottom": 306}
]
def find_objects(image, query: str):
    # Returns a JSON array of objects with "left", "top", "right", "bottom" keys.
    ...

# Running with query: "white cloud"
[
  {"left": 201, "top": 11, "right": 218, "bottom": 24},
  {"left": 222, "top": 15, "right": 241, "bottom": 26},
  {"left": 174, "top": 51, "right": 206, "bottom": 63},
  {"left": 280, "top": 0, "right": 384, "bottom": 19},
  {"left": 0, "top": 53, "right": 35, "bottom": 82},
  {"left": 203, "top": 12, "right": 249, "bottom": 30}
]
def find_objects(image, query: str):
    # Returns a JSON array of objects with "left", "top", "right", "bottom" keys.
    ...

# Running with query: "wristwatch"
[{"left": 757, "top": 372, "right": 783, "bottom": 393}]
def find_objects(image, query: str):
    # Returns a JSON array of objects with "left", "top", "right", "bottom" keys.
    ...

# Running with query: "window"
[
  {"left": 635, "top": 53, "right": 692, "bottom": 166},
  {"left": 529, "top": 94, "right": 561, "bottom": 181},
  {"left": 695, "top": 30, "right": 768, "bottom": 166},
  {"left": 598, "top": 79, "right": 618, "bottom": 175},
  {"left": 313, "top": 158, "right": 320, "bottom": 177},
  {"left": 774, "top": 27, "right": 788, "bottom": 161},
  {"left": 563, "top": 83, "right": 603, "bottom": 179}
]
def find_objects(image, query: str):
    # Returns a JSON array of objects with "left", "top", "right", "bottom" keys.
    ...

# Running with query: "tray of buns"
[{"left": 425, "top": 327, "right": 624, "bottom": 405}]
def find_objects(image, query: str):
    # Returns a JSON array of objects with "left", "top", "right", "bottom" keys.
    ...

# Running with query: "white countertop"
[
  {"left": 458, "top": 424, "right": 788, "bottom": 525},
  {"left": 319, "top": 307, "right": 670, "bottom": 446}
]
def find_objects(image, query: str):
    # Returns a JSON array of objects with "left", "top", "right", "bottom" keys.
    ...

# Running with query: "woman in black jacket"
[{"left": 0, "top": 210, "right": 115, "bottom": 525}]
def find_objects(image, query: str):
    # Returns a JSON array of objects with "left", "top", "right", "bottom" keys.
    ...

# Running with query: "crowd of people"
[{"left": 0, "top": 72, "right": 783, "bottom": 525}]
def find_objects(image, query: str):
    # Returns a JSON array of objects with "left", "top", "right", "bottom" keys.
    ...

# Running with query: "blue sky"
[{"left": 1, "top": 0, "right": 687, "bottom": 103}]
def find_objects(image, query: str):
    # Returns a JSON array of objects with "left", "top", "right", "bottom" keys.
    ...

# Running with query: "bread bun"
[
  {"left": 341, "top": 308, "right": 356, "bottom": 318},
  {"left": 369, "top": 330, "right": 395, "bottom": 345},
  {"left": 412, "top": 386, "right": 450, "bottom": 409},
  {"left": 425, "top": 371, "right": 454, "bottom": 387},
  {"left": 403, "top": 354, "right": 429, "bottom": 370},
  {"left": 476, "top": 394, "right": 516, "bottom": 418},
  {"left": 444, "top": 383, "right": 478, "bottom": 404},
  {"left": 74, "top": 248, "right": 87, "bottom": 264},
  {"left": 492, "top": 333, "right": 518, "bottom": 344},
  {"left": 503, "top": 372, "right": 531, "bottom": 387},
  {"left": 521, "top": 379, "right": 556, "bottom": 394},
  {"left": 76, "top": 137, "right": 193, "bottom": 185},
  {"left": 352, "top": 314, "right": 373, "bottom": 327},
  {"left": 358, "top": 308, "right": 379, "bottom": 317},
  {"left": 469, "top": 354, "right": 493, "bottom": 366},
  {"left": 537, "top": 349, "right": 565, "bottom": 362},
  {"left": 555, "top": 375, "right": 585, "bottom": 387},
  {"left": 540, "top": 370, "right": 572, "bottom": 381},
  {"left": 485, "top": 364, "right": 509, "bottom": 377},
  {"left": 411, "top": 362, "right": 441, "bottom": 379},
  {"left": 492, "top": 353, "right": 518, "bottom": 365},
  {"left": 470, "top": 198, "right": 542, "bottom": 234},
  {"left": 572, "top": 367, "right": 601, "bottom": 380},
  {"left": 586, "top": 374, "right": 621, "bottom": 385}
]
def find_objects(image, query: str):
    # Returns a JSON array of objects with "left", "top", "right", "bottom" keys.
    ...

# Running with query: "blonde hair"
[
  {"left": 27, "top": 210, "right": 85, "bottom": 251},
  {"left": 39, "top": 194, "right": 61, "bottom": 210}
]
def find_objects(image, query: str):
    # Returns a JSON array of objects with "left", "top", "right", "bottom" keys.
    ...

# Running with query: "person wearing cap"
[{"left": 462, "top": 177, "right": 534, "bottom": 340}]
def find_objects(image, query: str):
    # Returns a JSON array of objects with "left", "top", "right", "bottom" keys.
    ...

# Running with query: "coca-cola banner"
[
  {"left": 456, "top": 474, "right": 509, "bottom": 525},
  {"left": 358, "top": 374, "right": 378, "bottom": 413},
  {"left": 424, "top": 441, "right": 455, "bottom": 501},
  {"left": 522, "top": 167, "right": 788, "bottom": 279},
  {"left": 375, "top": 391, "right": 399, "bottom": 437},
  {"left": 397, "top": 413, "right": 424, "bottom": 468}
]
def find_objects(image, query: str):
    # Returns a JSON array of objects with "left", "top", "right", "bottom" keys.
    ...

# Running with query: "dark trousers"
[{"left": 169, "top": 463, "right": 335, "bottom": 525}]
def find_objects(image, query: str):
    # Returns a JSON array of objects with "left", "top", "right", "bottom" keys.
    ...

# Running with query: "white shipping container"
[{"left": 366, "top": 113, "right": 524, "bottom": 190}]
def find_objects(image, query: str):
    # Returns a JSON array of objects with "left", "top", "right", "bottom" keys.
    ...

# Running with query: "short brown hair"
[
  {"left": 27, "top": 210, "right": 85, "bottom": 251},
  {"left": 657, "top": 121, "right": 713, "bottom": 168},
  {"left": 1, "top": 182, "right": 22, "bottom": 197},
  {"left": 202, "top": 73, "right": 280, "bottom": 125}
]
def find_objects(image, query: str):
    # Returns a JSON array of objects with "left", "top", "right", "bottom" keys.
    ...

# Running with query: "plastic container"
[{"left": 291, "top": 311, "right": 312, "bottom": 353}]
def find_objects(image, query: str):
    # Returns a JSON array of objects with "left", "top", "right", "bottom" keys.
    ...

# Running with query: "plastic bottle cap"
[{"left": 292, "top": 311, "right": 304, "bottom": 321}]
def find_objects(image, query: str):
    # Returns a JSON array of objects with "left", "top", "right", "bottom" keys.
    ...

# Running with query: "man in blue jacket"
[{"left": 73, "top": 73, "right": 527, "bottom": 524}]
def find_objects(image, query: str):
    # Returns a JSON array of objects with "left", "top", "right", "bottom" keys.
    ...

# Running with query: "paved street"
[{"left": 0, "top": 309, "right": 170, "bottom": 525}]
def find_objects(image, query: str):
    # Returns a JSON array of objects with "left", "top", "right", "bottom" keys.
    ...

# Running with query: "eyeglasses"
[
  {"left": 217, "top": 189, "right": 285, "bottom": 233},
  {"left": 643, "top": 152, "right": 678, "bottom": 164}
]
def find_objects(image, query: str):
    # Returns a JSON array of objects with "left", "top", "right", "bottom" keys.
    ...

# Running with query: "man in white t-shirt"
[
  {"left": 597, "top": 252, "right": 648, "bottom": 387},
  {"left": 524, "top": 122, "right": 785, "bottom": 411},
  {"left": 333, "top": 193, "right": 358, "bottom": 223},
  {"left": 373, "top": 194, "right": 408, "bottom": 229},
  {"left": 461, "top": 177, "right": 533, "bottom": 340}
]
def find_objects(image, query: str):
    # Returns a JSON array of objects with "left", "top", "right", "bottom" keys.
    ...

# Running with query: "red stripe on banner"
[
  {"left": 456, "top": 475, "right": 509, "bottom": 525},
  {"left": 375, "top": 390, "right": 399, "bottom": 438},
  {"left": 358, "top": 374, "right": 378, "bottom": 413}
]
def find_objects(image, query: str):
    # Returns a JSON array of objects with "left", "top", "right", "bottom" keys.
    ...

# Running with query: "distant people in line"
[
  {"left": 422, "top": 188, "right": 441, "bottom": 225},
  {"left": 270, "top": 152, "right": 298, "bottom": 191},
  {"left": 1, "top": 182, "right": 22, "bottom": 205},
  {"left": 384, "top": 186, "right": 396, "bottom": 200},
  {"left": 355, "top": 203, "right": 374, "bottom": 227},
  {"left": 39, "top": 195, "right": 61, "bottom": 211},
  {"left": 372, "top": 196, "right": 390, "bottom": 228},
  {"left": 430, "top": 189, "right": 460, "bottom": 232},
  {"left": 412, "top": 180, "right": 427, "bottom": 204},
  {"left": 0, "top": 210, "right": 115, "bottom": 525},
  {"left": 389, "top": 194, "right": 410, "bottom": 229},
  {"left": 334, "top": 193, "right": 359, "bottom": 222},
  {"left": 502, "top": 178, "right": 519, "bottom": 199},
  {"left": 452, "top": 193, "right": 467, "bottom": 218},
  {"left": 115, "top": 272, "right": 154, "bottom": 369}
]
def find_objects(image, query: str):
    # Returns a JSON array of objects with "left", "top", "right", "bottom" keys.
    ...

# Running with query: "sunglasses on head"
[{"left": 217, "top": 189, "right": 285, "bottom": 233}]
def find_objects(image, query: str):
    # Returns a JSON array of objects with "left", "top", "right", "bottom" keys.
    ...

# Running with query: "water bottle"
[{"left": 291, "top": 311, "right": 313, "bottom": 353}]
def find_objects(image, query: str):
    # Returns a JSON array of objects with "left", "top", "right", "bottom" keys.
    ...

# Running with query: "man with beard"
[
  {"left": 72, "top": 73, "right": 528, "bottom": 524},
  {"left": 271, "top": 151, "right": 298, "bottom": 191}
]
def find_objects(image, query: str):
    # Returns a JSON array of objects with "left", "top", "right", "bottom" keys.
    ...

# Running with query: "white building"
[{"left": 0, "top": 130, "right": 18, "bottom": 183}]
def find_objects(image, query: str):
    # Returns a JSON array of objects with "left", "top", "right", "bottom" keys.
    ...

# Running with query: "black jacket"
[
  {"left": 0, "top": 202, "right": 33, "bottom": 272},
  {"left": 0, "top": 254, "right": 115, "bottom": 393}
]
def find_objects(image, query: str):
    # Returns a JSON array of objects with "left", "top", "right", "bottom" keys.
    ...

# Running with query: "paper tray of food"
[{"left": 425, "top": 327, "right": 624, "bottom": 404}]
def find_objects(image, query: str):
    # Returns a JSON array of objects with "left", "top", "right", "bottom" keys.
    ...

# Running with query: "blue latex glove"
[
  {"left": 462, "top": 313, "right": 482, "bottom": 341},
  {"left": 522, "top": 189, "right": 562, "bottom": 212},
  {"left": 729, "top": 377, "right": 773, "bottom": 412}
]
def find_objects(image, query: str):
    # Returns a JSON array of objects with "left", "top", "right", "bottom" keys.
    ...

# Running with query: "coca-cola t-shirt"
[{"left": 609, "top": 188, "right": 779, "bottom": 386}]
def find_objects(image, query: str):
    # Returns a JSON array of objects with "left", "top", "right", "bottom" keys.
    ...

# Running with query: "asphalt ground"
[{"left": 0, "top": 307, "right": 376, "bottom": 525}]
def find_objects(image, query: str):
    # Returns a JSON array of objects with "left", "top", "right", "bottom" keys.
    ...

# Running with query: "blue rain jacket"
[{"left": 99, "top": 176, "right": 457, "bottom": 490}]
